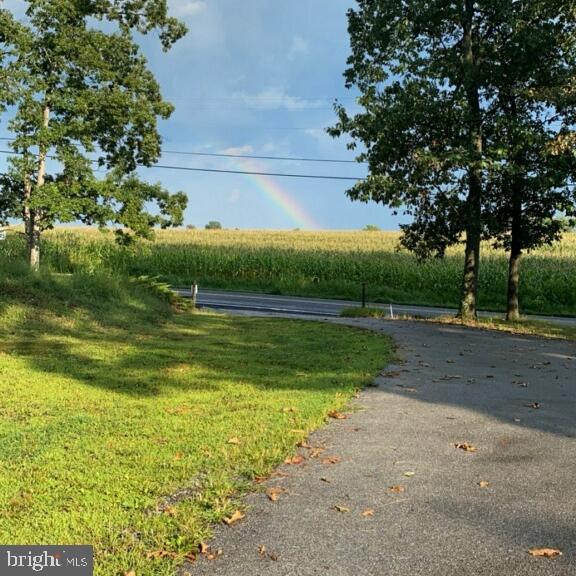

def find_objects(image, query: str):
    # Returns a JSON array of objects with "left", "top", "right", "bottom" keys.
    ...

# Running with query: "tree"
[
  {"left": 363, "top": 224, "right": 380, "bottom": 232},
  {"left": 205, "top": 221, "right": 222, "bottom": 230},
  {"left": 480, "top": 0, "right": 576, "bottom": 320},
  {"left": 330, "top": 1, "right": 576, "bottom": 322},
  {"left": 0, "top": 0, "right": 188, "bottom": 269},
  {"left": 329, "top": 0, "right": 487, "bottom": 320}
]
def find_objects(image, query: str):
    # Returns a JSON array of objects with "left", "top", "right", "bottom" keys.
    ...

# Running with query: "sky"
[{"left": 1, "top": 0, "right": 410, "bottom": 231}]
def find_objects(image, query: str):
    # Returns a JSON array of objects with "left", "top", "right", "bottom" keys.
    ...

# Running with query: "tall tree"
[
  {"left": 329, "top": 0, "right": 488, "bottom": 320},
  {"left": 0, "top": 0, "right": 188, "bottom": 269},
  {"left": 481, "top": 0, "right": 576, "bottom": 320}
]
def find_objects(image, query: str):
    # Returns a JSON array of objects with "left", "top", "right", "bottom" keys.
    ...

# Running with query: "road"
[
  {"left": 184, "top": 316, "right": 576, "bottom": 576},
  {"left": 175, "top": 288, "right": 576, "bottom": 327}
]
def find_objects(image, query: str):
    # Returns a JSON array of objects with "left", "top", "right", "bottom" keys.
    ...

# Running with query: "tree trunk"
[
  {"left": 458, "top": 0, "right": 483, "bottom": 321},
  {"left": 24, "top": 104, "right": 50, "bottom": 271},
  {"left": 506, "top": 178, "right": 523, "bottom": 321}
]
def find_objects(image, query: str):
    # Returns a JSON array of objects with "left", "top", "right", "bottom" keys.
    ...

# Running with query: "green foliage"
[
  {"left": 363, "top": 224, "right": 380, "bottom": 232},
  {"left": 205, "top": 220, "right": 223, "bottom": 230},
  {"left": 0, "top": 268, "right": 390, "bottom": 575},
  {"left": 3, "top": 229, "right": 575, "bottom": 317},
  {"left": 0, "top": 0, "right": 188, "bottom": 263}
]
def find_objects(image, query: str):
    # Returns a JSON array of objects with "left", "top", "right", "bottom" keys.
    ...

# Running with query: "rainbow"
[{"left": 237, "top": 158, "right": 322, "bottom": 230}]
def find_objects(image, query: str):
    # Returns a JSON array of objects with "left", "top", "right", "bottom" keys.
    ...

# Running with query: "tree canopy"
[
  {"left": 0, "top": 0, "right": 188, "bottom": 267},
  {"left": 330, "top": 0, "right": 576, "bottom": 320}
]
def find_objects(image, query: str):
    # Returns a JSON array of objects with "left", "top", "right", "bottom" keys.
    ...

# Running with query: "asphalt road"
[
  {"left": 182, "top": 315, "right": 576, "bottom": 576},
  {"left": 175, "top": 288, "right": 576, "bottom": 327}
]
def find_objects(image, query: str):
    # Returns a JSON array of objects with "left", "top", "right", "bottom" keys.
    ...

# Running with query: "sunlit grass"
[{"left": 0, "top": 269, "right": 391, "bottom": 575}]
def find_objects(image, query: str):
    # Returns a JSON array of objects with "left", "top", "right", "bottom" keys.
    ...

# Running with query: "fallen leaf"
[
  {"left": 454, "top": 442, "right": 477, "bottom": 453},
  {"left": 123, "top": 571, "right": 136, "bottom": 576},
  {"left": 525, "top": 402, "right": 541, "bottom": 409},
  {"left": 334, "top": 505, "right": 350, "bottom": 512},
  {"left": 269, "top": 552, "right": 279, "bottom": 561},
  {"left": 308, "top": 447, "right": 325, "bottom": 458},
  {"left": 320, "top": 477, "right": 330, "bottom": 483},
  {"left": 361, "top": 509, "right": 375, "bottom": 517},
  {"left": 297, "top": 440, "right": 311, "bottom": 448},
  {"left": 528, "top": 548, "right": 562, "bottom": 558},
  {"left": 162, "top": 505, "right": 177, "bottom": 516},
  {"left": 223, "top": 510, "right": 245, "bottom": 526},
  {"left": 282, "top": 407, "right": 298, "bottom": 413},
  {"left": 328, "top": 411, "right": 348, "bottom": 420},
  {"left": 266, "top": 487, "right": 286, "bottom": 502},
  {"left": 146, "top": 550, "right": 175, "bottom": 559},
  {"left": 206, "top": 549, "right": 223, "bottom": 561},
  {"left": 389, "top": 485, "right": 405, "bottom": 493},
  {"left": 478, "top": 480, "right": 490, "bottom": 489},
  {"left": 321, "top": 456, "right": 341, "bottom": 465},
  {"left": 199, "top": 542, "right": 209, "bottom": 555},
  {"left": 228, "top": 437, "right": 241, "bottom": 445},
  {"left": 284, "top": 455, "right": 305, "bottom": 465},
  {"left": 258, "top": 545, "right": 266, "bottom": 558},
  {"left": 183, "top": 552, "right": 196, "bottom": 563},
  {"left": 403, "top": 471, "right": 415, "bottom": 478}
]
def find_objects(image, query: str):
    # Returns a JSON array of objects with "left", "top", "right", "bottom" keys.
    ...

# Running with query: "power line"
[
  {"left": 162, "top": 149, "right": 364, "bottom": 164},
  {"left": 0, "top": 150, "right": 366, "bottom": 181},
  {"left": 150, "top": 164, "right": 365, "bottom": 181},
  {"left": 0, "top": 137, "right": 366, "bottom": 165}
]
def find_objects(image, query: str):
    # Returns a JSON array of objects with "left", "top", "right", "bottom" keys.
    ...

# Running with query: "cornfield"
[{"left": 1, "top": 228, "right": 575, "bottom": 315}]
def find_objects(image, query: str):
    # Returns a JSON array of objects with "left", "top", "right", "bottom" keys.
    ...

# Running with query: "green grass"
[
  {"left": 0, "top": 267, "right": 391, "bottom": 575},
  {"left": 2, "top": 227, "right": 575, "bottom": 316}
]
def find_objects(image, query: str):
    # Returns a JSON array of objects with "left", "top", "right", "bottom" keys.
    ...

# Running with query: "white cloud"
[
  {"left": 231, "top": 87, "right": 324, "bottom": 112},
  {"left": 288, "top": 36, "right": 310, "bottom": 61},
  {"left": 169, "top": 0, "right": 207, "bottom": 18}
]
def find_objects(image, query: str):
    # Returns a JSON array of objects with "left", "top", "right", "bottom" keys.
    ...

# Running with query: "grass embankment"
[
  {"left": 0, "top": 266, "right": 391, "bottom": 575},
  {"left": 3, "top": 228, "right": 575, "bottom": 317},
  {"left": 341, "top": 306, "right": 576, "bottom": 341}
]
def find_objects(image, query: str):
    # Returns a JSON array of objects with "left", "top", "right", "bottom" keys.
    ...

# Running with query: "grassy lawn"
[{"left": 0, "top": 268, "right": 391, "bottom": 575}]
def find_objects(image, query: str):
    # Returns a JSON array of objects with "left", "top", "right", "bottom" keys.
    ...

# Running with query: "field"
[
  {"left": 2, "top": 228, "right": 576, "bottom": 316},
  {"left": 0, "top": 266, "right": 390, "bottom": 575}
]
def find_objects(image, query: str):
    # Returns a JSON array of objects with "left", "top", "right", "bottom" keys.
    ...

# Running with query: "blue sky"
[{"left": 1, "top": 0, "right": 409, "bottom": 230}]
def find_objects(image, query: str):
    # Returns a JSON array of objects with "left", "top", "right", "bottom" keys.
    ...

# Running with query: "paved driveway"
[{"left": 184, "top": 318, "right": 576, "bottom": 576}]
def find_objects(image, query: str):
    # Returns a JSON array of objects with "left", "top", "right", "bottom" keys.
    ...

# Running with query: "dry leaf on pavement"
[
  {"left": 403, "top": 471, "right": 415, "bottom": 478},
  {"left": 454, "top": 442, "right": 477, "bottom": 452},
  {"left": 266, "top": 487, "right": 286, "bottom": 502},
  {"left": 334, "top": 505, "right": 350, "bottom": 512},
  {"left": 361, "top": 509, "right": 375, "bottom": 517},
  {"left": 389, "top": 485, "right": 405, "bottom": 493},
  {"left": 223, "top": 510, "right": 245, "bottom": 526},
  {"left": 321, "top": 456, "right": 341, "bottom": 465},
  {"left": 206, "top": 549, "right": 223, "bottom": 561},
  {"left": 284, "top": 455, "right": 305, "bottom": 465},
  {"left": 528, "top": 548, "right": 562, "bottom": 558},
  {"left": 478, "top": 480, "right": 490, "bottom": 489},
  {"left": 328, "top": 411, "right": 348, "bottom": 420}
]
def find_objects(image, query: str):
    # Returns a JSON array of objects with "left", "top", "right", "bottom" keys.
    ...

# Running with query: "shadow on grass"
[{"left": 0, "top": 271, "right": 386, "bottom": 398}]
